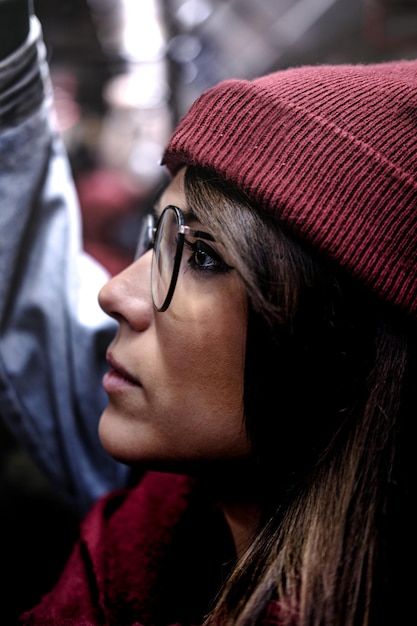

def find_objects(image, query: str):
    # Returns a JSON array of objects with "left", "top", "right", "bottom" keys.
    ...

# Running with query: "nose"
[{"left": 98, "top": 251, "right": 153, "bottom": 330}]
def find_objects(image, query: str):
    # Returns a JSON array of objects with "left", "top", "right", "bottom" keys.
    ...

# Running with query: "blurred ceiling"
[{"left": 33, "top": 0, "right": 417, "bottom": 187}]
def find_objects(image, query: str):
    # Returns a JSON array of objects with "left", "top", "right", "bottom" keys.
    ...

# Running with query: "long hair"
[{"left": 184, "top": 166, "right": 416, "bottom": 626}]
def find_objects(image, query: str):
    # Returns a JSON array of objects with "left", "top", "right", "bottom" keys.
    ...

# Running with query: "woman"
[{"left": 2, "top": 4, "right": 416, "bottom": 626}]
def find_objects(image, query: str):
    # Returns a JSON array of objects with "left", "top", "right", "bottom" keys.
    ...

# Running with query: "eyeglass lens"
[{"left": 151, "top": 206, "right": 183, "bottom": 311}]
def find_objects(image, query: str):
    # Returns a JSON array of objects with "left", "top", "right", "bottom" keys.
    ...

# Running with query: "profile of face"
[{"left": 98, "top": 168, "right": 250, "bottom": 469}]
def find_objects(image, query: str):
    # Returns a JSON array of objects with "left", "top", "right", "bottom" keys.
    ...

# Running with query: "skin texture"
[{"left": 98, "top": 168, "right": 250, "bottom": 468}]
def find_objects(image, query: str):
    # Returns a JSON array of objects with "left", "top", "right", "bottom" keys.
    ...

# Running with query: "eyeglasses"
[{"left": 135, "top": 205, "right": 216, "bottom": 312}]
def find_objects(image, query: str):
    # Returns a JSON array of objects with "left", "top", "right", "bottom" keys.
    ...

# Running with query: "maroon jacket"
[{"left": 20, "top": 471, "right": 287, "bottom": 625}]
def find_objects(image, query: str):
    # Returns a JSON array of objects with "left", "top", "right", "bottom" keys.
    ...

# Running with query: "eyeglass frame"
[{"left": 135, "top": 204, "right": 216, "bottom": 312}]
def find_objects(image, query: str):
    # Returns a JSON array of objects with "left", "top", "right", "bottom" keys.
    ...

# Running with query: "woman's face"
[{"left": 98, "top": 168, "right": 250, "bottom": 468}]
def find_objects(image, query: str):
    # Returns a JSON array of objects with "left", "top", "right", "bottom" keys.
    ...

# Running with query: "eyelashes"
[{"left": 183, "top": 239, "right": 233, "bottom": 274}]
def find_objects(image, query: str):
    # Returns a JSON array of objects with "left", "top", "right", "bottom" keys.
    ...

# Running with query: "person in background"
[
  {"left": 2, "top": 2, "right": 417, "bottom": 625},
  {"left": 0, "top": 0, "right": 132, "bottom": 521},
  {"left": 75, "top": 167, "right": 145, "bottom": 277}
]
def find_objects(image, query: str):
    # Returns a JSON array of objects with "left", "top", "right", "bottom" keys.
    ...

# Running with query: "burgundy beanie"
[{"left": 162, "top": 59, "right": 417, "bottom": 322}]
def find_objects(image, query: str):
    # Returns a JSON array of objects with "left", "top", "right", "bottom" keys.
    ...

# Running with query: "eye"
[{"left": 184, "top": 239, "right": 232, "bottom": 274}]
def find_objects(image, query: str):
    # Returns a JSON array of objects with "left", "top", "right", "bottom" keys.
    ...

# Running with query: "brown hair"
[{"left": 184, "top": 165, "right": 415, "bottom": 626}]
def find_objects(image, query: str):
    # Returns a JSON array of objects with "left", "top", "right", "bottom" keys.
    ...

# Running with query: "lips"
[{"left": 105, "top": 352, "right": 141, "bottom": 386}]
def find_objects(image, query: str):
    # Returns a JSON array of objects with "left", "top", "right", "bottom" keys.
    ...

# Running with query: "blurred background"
[
  {"left": 2, "top": 0, "right": 417, "bottom": 623},
  {"left": 35, "top": 0, "right": 417, "bottom": 275}
]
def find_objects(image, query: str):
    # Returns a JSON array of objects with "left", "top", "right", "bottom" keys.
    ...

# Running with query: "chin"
[{"left": 98, "top": 414, "right": 136, "bottom": 464}]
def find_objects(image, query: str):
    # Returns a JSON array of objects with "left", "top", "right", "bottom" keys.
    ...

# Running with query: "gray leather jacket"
[{"left": 0, "top": 17, "right": 129, "bottom": 517}]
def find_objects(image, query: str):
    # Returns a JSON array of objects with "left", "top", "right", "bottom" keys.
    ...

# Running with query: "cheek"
[
  {"left": 161, "top": 285, "right": 248, "bottom": 436},
  {"left": 171, "top": 306, "right": 244, "bottom": 369},
  {"left": 165, "top": 280, "right": 246, "bottom": 376}
]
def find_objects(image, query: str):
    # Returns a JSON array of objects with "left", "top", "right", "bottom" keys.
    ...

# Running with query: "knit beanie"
[{"left": 162, "top": 59, "right": 417, "bottom": 322}]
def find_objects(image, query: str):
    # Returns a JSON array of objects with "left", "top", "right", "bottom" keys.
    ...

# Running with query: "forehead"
[{"left": 157, "top": 168, "right": 187, "bottom": 214}]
